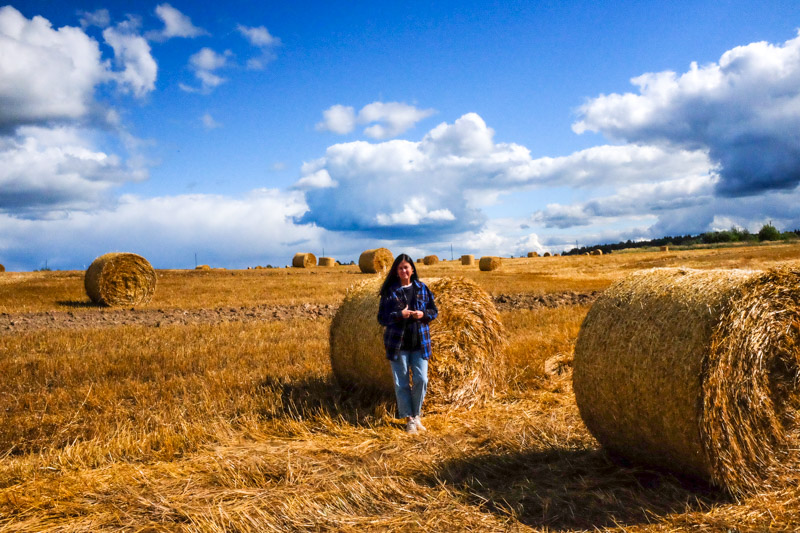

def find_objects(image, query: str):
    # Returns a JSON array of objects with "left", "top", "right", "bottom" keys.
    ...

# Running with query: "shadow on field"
[
  {"left": 57, "top": 300, "right": 99, "bottom": 308},
  {"left": 426, "top": 447, "right": 729, "bottom": 531},
  {"left": 258, "top": 375, "right": 394, "bottom": 426}
]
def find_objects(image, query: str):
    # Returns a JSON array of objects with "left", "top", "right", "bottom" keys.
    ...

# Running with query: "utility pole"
[
  {"left": 450, "top": 244, "right": 453, "bottom": 260},
  {"left": 194, "top": 253, "right": 197, "bottom": 268}
]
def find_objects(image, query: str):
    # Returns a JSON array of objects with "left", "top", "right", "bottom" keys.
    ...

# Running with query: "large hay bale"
[
  {"left": 318, "top": 257, "right": 335, "bottom": 267},
  {"left": 423, "top": 255, "right": 439, "bottom": 265},
  {"left": 84, "top": 253, "right": 156, "bottom": 307},
  {"left": 478, "top": 256, "right": 501, "bottom": 271},
  {"left": 329, "top": 276, "right": 505, "bottom": 410},
  {"left": 527, "top": 252, "right": 539, "bottom": 258},
  {"left": 461, "top": 254, "right": 474, "bottom": 266},
  {"left": 574, "top": 267, "right": 800, "bottom": 494},
  {"left": 195, "top": 264, "right": 211, "bottom": 270},
  {"left": 358, "top": 248, "right": 393, "bottom": 274},
  {"left": 292, "top": 253, "right": 316, "bottom": 268},
  {"left": 591, "top": 249, "right": 603, "bottom": 256},
  {"left": 0, "top": 264, "right": 4, "bottom": 272},
  {"left": 543, "top": 252, "right": 551, "bottom": 257}
]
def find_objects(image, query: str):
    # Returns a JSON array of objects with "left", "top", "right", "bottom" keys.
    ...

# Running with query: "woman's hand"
[{"left": 401, "top": 306, "right": 424, "bottom": 320}]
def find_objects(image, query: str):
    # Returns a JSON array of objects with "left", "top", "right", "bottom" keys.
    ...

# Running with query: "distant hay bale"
[
  {"left": 292, "top": 253, "right": 317, "bottom": 268},
  {"left": 478, "top": 256, "right": 502, "bottom": 271},
  {"left": 329, "top": 276, "right": 505, "bottom": 410},
  {"left": 591, "top": 249, "right": 603, "bottom": 255},
  {"left": 661, "top": 245, "right": 670, "bottom": 252},
  {"left": 358, "top": 248, "right": 393, "bottom": 274},
  {"left": 318, "top": 257, "right": 335, "bottom": 267},
  {"left": 574, "top": 266, "right": 800, "bottom": 494},
  {"left": 461, "top": 254, "right": 474, "bottom": 266},
  {"left": 423, "top": 255, "right": 439, "bottom": 265},
  {"left": 195, "top": 264, "right": 211, "bottom": 270},
  {"left": 84, "top": 253, "right": 156, "bottom": 307},
  {"left": 0, "top": 264, "right": 4, "bottom": 272},
  {"left": 543, "top": 252, "right": 551, "bottom": 257},
  {"left": 527, "top": 252, "right": 539, "bottom": 258}
]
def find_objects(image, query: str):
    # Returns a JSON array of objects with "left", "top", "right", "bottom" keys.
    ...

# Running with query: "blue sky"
[{"left": 2, "top": 1, "right": 800, "bottom": 270}]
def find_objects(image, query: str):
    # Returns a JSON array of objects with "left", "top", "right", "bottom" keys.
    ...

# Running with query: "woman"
[{"left": 377, "top": 254, "right": 438, "bottom": 434}]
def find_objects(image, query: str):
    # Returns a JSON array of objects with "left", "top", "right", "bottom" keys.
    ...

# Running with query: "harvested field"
[{"left": 2, "top": 243, "right": 800, "bottom": 531}]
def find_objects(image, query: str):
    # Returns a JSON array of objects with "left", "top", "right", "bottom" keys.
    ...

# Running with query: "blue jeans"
[{"left": 389, "top": 350, "right": 428, "bottom": 418}]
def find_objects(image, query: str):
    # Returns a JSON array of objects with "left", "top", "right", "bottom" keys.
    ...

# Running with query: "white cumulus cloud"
[
  {"left": 148, "top": 3, "right": 206, "bottom": 41},
  {"left": 181, "top": 47, "right": 231, "bottom": 93},
  {"left": 0, "top": 126, "right": 147, "bottom": 216},
  {"left": 78, "top": 9, "right": 110, "bottom": 29},
  {"left": 316, "top": 101, "right": 435, "bottom": 139},
  {"left": 315, "top": 105, "right": 356, "bottom": 134},
  {"left": 573, "top": 30, "right": 800, "bottom": 196},
  {"left": 298, "top": 112, "right": 712, "bottom": 241},
  {"left": 0, "top": 6, "right": 107, "bottom": 128},
  {"left": 103, "top": 22, "right": 158, "bottom": 97},
  {"left": 358, "top": 102, "right": 436, "bottom": 139},
  {"left": 0, "top": 189, "right": 320, "bottom": 270},
  {"left": 237, "top": 24, "right": 280, "bottom": 70}
]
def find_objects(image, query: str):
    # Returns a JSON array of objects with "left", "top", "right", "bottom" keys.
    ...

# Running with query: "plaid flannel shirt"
[{"left": 377, "top": 279, "right": 438, "bottom": 361}]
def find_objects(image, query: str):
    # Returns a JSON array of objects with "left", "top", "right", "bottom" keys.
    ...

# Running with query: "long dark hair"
[{"left": 379, "top": 254, "right": 419, "bottom": 296}]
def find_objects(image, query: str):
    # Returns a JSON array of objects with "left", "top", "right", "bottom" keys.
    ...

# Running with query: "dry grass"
[{"left": 2, "top": 243, "right": 800, "bottom": 530}]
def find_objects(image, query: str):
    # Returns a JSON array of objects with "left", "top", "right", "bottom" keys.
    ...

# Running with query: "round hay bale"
[
  {"left": 478, "top": 256, "right": 501, "bottom": 271},
  {"left": 591, "top": 249, "right": 603, "bottom": 256},
  {"left": 329, "top": 276, "right": 505, "bottom": 411},
  {"left": 195, "top": 264, "right": 211, "bottom": 270},
  {"left": 574, "top": 266, "right": 800, "bottom": 494},
  {"left": 358, "top": 248, "right": 393, "bottom": 274},
  {"left": 527, "top": 252, "right": 539, "bottom": 258},
  {"left": 84, "top": 253, "right": 156, "bottom": 307},
  {"left": 318, "top": 257, "right": 335, "bottom": 267},
  {"left": 423, "top": 255, "right": 439, "bottom": 265},
  {"left": 292, "top": 253, "right": 316, "bottom": 268},
  {"left": 461, "top": 254, "right": 474, "bottom": 266},
  {"left": 543, "top": 252, "right": 551, "bottom": 257},
  {"left": 0, "top": 264, "right": 5, "bottom": 272}
]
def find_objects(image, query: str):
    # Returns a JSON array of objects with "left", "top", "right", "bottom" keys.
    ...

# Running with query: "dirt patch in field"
[
  {"left": 492, "top": 290, "right": 600, "bottom": 312},
  {"left": 0, "top": 303, "right": 337, "bottom": 333},
  {"left": 0, "top": 291, "right": 598, "bottom": 333}
]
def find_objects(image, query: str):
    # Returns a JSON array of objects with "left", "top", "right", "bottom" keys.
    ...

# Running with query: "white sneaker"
[
  {"left": 413, "top": 416, "right": 426, "bottom": 432},
  {"left": 405, "top": 418, "right": 418, "bottom": 434}
]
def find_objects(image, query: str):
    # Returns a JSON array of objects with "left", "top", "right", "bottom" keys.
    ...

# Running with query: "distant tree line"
[{"left": 563, "top": 224, "right": 800, "bottom": 256}]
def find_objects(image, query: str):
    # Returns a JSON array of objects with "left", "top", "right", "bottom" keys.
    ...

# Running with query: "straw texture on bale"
[
  {"left": 292, "top": 253, "right": 316, "bottom": 268},
  {"left": 84, "top": 253, "right": 156, "bottom": 307},
  {"left": 358, "top": 248, "right": 393, "bottom": 274},
  {"left": 573, "top": 267, "right": 800, "bottom": 494},
  {"left": 423, "top": 255, "right": 439, "bottom": 265},
  {"left": 318, "top": 257, "right": 335, "bottom": 267},
  {"left": 478, "top": 256, "right": 501, "bottom": 271},
  {"left": 329, "top": 276, "right": 505, "bottom": 410},
  {"left": 461, "top": 254, "right": 474, "bottom": 266},
  {"left": 527, "top": 252, "right": 539, "bottom": 258}
]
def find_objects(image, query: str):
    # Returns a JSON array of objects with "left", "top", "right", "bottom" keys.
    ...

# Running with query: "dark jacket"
[{"left": 377, "top": 279, "right": 438, "bottom": 360}]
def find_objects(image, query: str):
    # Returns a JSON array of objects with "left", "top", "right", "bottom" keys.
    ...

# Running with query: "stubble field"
[{"left": 1, "top": 243, "right": 800, "bottom": 532}]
